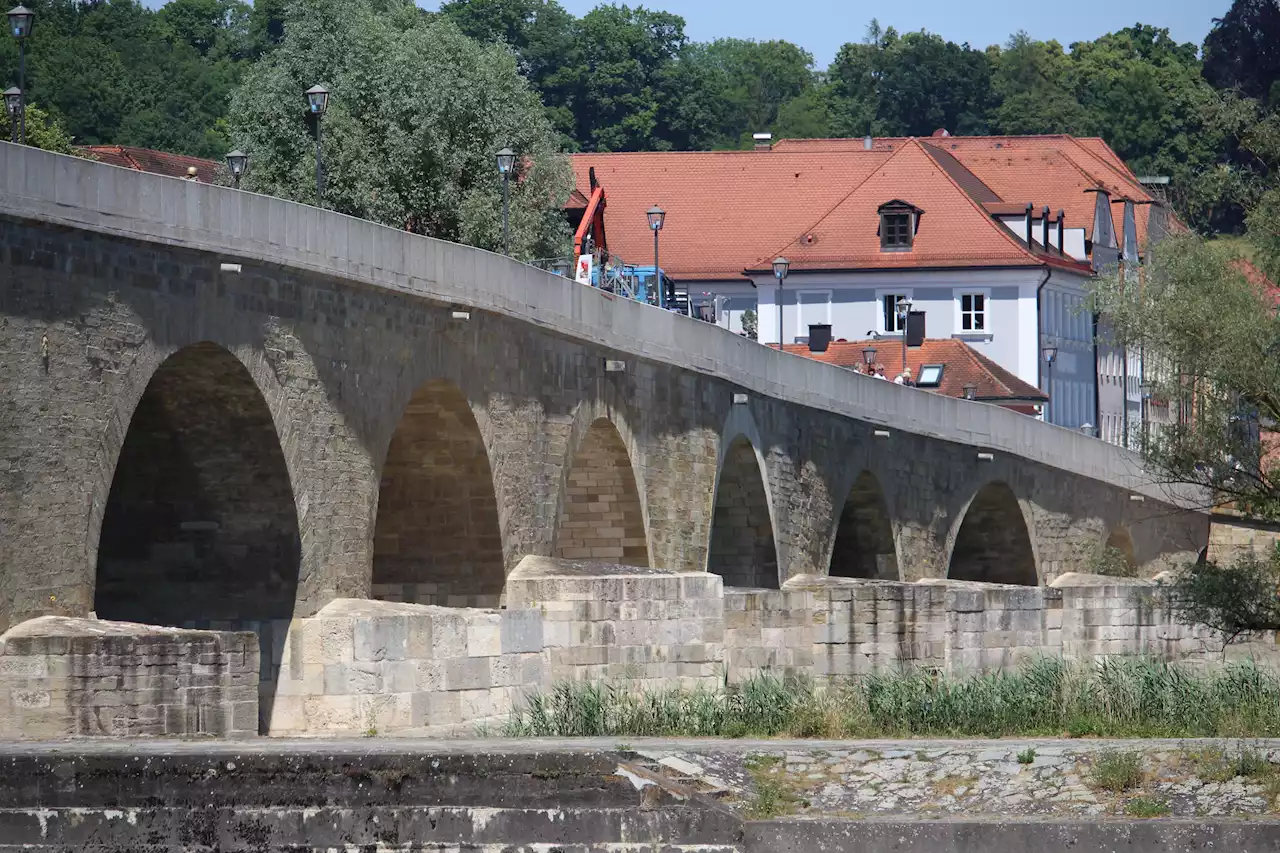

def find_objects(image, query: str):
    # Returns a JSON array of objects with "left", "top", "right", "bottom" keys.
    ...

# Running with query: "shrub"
[
  {"left": 1166, "top": 546, "right": 1280, "bottom": 648},
  {"left": 1091, "top": 751, "right": 1145, "bottom": 792}
]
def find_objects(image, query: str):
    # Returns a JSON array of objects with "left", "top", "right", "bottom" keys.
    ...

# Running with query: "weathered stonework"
[{"left": 0, "top": 616, "right": 257, "bottom": 738}]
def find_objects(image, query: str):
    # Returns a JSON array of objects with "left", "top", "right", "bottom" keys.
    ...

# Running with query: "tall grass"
[{"left": 501, "top": 657, "right": 1280, "bottom": 739}]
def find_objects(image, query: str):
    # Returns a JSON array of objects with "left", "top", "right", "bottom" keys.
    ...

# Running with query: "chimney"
[
  {"left": 1056, "top": 209, "right": 1065, "bottom": 250},
  {"left": 752, "top": 132, "right": 773, "bottom": 151},
  {"left": 863, "top": 135, "right": 873, "bottom": 151},
  {"left": 1041, "top": 205, "right": 1050, "bottom": 250},
  {"left": 807, "top": 324, "right": 832, "bottom": 353},
  {"left": 1025, "top": 203, "right": 1034, "bottom": 246}
]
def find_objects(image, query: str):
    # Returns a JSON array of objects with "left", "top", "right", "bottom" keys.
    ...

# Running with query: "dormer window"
[{"left": 878, "top": 200, "right": 923, "bottom": 252}]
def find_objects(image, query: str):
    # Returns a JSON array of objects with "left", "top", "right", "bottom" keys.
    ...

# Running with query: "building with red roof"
[
  {"left": 77, "top": 146, "right": 220, "bottom": 184},
  {"left": 567, "top": 131, "right": 1169, "bottom": 441}
]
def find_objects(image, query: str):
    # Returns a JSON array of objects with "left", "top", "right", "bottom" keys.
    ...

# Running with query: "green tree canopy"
[{"left": 228, "top": 0, "right": 572, "bottom": 259}]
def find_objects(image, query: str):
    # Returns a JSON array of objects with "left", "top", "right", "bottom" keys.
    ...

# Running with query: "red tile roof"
[
  {"left": 747, "top": 139, "right": 1089, "bottom": 274},
  {"left": 569, "top": 150, "right": 891, "bottom": 280},
  {"left": 568, "top": 134, "right": 1130, "bottom": 282},
  {"left": 78, "top": 145, "right": 220, "bottom": 183},
  {"left": 783, "top": 338, "right": 1048, "bottom": 404}
]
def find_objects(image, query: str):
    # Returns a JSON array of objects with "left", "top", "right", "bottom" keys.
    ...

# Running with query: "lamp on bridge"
[
  {"left": 7, "top": 5, "right": 33, "bottom": 145},
  {"left": 225, "top": 150, "right": 249, "bottom": 188},
  {"left": 1041, "top": 344, "right": 1058, "bottom": 425},
  {"left": 304, "top": 84, "right": 329, "bottom": 208},
  {"left": 895, "top": 296, "right": 913, "bottom": 373},
  {"left": 963, "top": 383, "right": 977, "bottom": 401},
  {"left": 3, "top": 86, "right": 19, "bottom": 144},
  {"left": 647, "top": 204, "right": 668, "bottom": 309},
  {"left": 496, "top": 147, "right": 516, "bottom": 256},
  {"left": 861, "top": 345, "right": 877, "bottom": 369},
  {"left": 772, "top": 256, "right": 789, "bottom": 350}
]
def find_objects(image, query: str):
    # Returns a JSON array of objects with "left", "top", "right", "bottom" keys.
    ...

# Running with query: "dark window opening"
[{"left": 881, "top": 212, "right": 913, "bottom": 251}]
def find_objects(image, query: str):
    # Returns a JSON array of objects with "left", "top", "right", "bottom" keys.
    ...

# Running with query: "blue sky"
[{"left": 420, "top": 0, "right": 1231, "bottom": 67}]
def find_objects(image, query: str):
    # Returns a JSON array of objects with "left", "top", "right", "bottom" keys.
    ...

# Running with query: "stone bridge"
[{"left": 0, "top": 142, "right": 1207, "bottom": 638}]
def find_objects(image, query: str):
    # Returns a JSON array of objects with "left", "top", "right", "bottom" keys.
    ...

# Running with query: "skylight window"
[{"left": 916, "top": 364, "right": 944, "bottom": 387}]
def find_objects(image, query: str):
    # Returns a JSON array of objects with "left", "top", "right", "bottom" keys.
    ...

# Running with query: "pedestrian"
[{"left": 874, "top": 365, "right": 888, "bottom": 380}]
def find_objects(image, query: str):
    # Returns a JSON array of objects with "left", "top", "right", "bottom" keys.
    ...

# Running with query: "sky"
[{"left": 420, "top": 0, "right": 1232, "bottom": 68}]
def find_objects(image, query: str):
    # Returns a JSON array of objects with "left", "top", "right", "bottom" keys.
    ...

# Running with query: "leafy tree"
[
  {"left": 1202, "top": 0, "right": 1280, "bottom": 106},
  {"left": 1089, "top": 229, "right": 1280, "bottom": 518},
  {"left": 229, "top": 0, "right": 572, "bottom": 259},
  {"left": 10, "top": 102, "right": 81, "bottom": 154},
  {"left": 1166, "top": 546, "right": 1280, "bottom": 649},
  {"left": 682, "top": 38, "right": 818, "bottom": 147},
  {"left": 988, "top": 32, "right": 1091, "bottom": 135}
]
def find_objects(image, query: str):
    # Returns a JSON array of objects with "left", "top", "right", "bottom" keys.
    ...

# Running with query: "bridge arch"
[
  {"left": 553, "top": 415, "right": 649, "bottom": 566},
  {"left": 94, "top": 341, "right": 302, "bottom": 625},
  {"left": 706, "top": 410, "right": 779, "bottom": 588},
  {"left": 828, "top": 470, "right": 899, "bottom": 579},
  {"left": 372, "top": 379, "right": 504, "bottom": 606},
  {"left": 1103, "top": 527, "right": 1138, "bottom": 575},
  {"left": 946, "top": 480, "right": 1039, "bottom": 586}
]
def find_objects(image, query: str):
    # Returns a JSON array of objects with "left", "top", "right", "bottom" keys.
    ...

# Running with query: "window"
[
  {"left": 916, "top": 364, "right": 944, "bottom": 387},
  {"left": 881, "top": 213, "right": 913, "bottom": 251},
  {"left": 881, "top": 293, "right": 910, "bottom": 333},
  {"left": 959, "top": 293, "right": 986, "bottom": 331}
]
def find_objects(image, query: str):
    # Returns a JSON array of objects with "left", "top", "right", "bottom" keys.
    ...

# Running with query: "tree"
[
  {"left": 1202, "top": 0, "right": 1280, "bottom": 106},
  {"left": 988, "top": 32, "right": 1091, "bottom": 135},
  {"left": 1089, "top": 229, "right": 1280, "bottom": 519},
  {"left": 1166, "top": 546, "right": 1280, "bottom": 649},
  {"left": 228, "top": 0, "right": 572, "bottom": 259},
  {"left": 13, "top": 103, "right": 81, "bottom": 154}
]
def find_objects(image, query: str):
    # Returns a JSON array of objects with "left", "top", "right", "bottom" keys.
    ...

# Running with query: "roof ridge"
[
  {"left": 748, "top": 140, "right": 919, "bottom": 269},
  {"left": 1057, "top": 138, "right": 1151, "bottom": 201},
  {"left": 910, "top": 137, "right": 1046, "bottom": 266}
]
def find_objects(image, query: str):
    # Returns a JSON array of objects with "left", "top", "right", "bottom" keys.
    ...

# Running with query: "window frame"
[
  {"left": 954, "top": 288, "right": 992, "bottom": 339},
  {"left": 915, "top": 364, "right": 945, "bottom": 387},
  {"left": 876, "top": 289, "right": 914, "bottom": 335},
  {"left": 880, "top": 211, "right": 914, "bottom": 252}
]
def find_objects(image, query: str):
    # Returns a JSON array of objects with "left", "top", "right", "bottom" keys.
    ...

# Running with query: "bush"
[
  {"left": 501, "top": 657, "right": 1280, "bottom": 739},
  {"left": 1090, "top": 751, "right": 1145, "bottom": 792},
  {"left": 1167, "top": 545, "right": 1280, "bottom": 648}
]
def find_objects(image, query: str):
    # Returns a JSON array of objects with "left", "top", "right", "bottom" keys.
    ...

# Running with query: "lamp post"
[
  {"left": 496, "top": 147, "right": 516, "bottom": 255},
  {"left": 1042, "top": 344, "right": 1058, "bottom": 424},
  {"left": 895, "top": 297, "right": 914, "bottom": 373},
  {"left": 1140, "top": 379, "right": 1154, "bottom": 448},
  {"left": 305, "top": 84, "right": 329, "bottom": 207},
  {"left": 3, "top": 86, "right": 19, "bottom": 143},
  {"left": 772, "top": 257, "right": 790, "bottom": 349},
  {"left": 647, "top": 204, "right": 666, "bottom": 308},
  {"left": 963, "top": 383, "right": 977, "bottom": 401},
  {"left": 8, "top": 5, "right": 33, "bottom": 145},
  {"left": 225, "top": 150, "right": 248, "bottom": 188},
  {"left": 862, "top": 346, "right": 877, "bottom": 373}
]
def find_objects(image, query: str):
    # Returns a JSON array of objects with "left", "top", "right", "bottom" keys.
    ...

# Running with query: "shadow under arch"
[
  {"left": 829, "top": 470, "right": 899, "bottom": 579},
  {"left": 1104, "top": 527, "right": 1138, "bottom": 573},
  {"left": 707, "top": 423, "right": 779, "bottom": 588},
  {"left": 94, "top": 342, "right": 301, "bottom": 734},
  {"left": 372, "top": 378, "right": 505, "bottom": 606},
  {"left": 553, "top": 416, "right": 649, "bottom": 566},
  {"left": 946, "top": 481, "right": 1038, "bottom": 586}
]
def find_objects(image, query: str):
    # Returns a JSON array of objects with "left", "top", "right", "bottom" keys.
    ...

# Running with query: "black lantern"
[
  {"left": 496, "top": 147, "right": 516, "bottom": 175},
  {"left": 862, "top": 346, "right": 877, "bottom": 366},
  {"left": 1041, "top": 344, "right": 1058, "bottom": 364},
  {"left": 963, "top": 383, "right": 977, "bottom": 400},
  {"left": 305, "top": 84, "right": 329, "bottom": 116},
  {"left": 225, "top": 150, "right": 249, "bottom": 187},
  {"left": 647, "top": 204, "right": 665, "bottom": 231},
  {"left": 7, "top": 5, "right": 32, "bottom": 38},
  {"left": 3, "top": 86, "right": 18, "bottom": 115}
]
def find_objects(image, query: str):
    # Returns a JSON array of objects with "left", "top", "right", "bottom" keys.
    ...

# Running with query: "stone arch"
[
  {"left": 372, "top": 379, "right": 504, "bottom": 606},
  {"left": 1104, "top": 527, "right": 1138, "bottom": 573},
  {"left": 829, "top": 470, "right": 898, "bottom": 579},
  {"left": 94, "top": 342, "right": 302, "bottom": 625},
  {"left": 553, "top": 417, "right": 649, "bottom": 565},
  {"left": 947, "top": 481, "right": 1038, "bottom": 585},
  {"left": 707, "top": 434, "right": 779, "bottom": 588}
]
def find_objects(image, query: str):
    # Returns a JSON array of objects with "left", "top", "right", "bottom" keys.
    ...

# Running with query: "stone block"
[{"left": 354, "top": 617, "right": 407, "bottom": 662}]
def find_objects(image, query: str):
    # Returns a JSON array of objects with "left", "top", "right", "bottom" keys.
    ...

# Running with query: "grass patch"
[
  {"left": 1185, "top": 745, "right": 1274, "bottom": 782},
  {"left": 1124, "top": 796, "right": 1171, "bottom": 817},
  {"left": 932, "top": 775, "right": 976, "bottom": 797},
  {"left": 1091, "top": 751, "right": 1145, "bottom": 792},
  {"left": 501, "top": 657, "right": 1280, "bottom": 739},
  {"left": 742, "top": 754, "right": 807, "bottom": 819},
  {"left": 1017, "top": 748, "right": 1037, "bottom": 764}
]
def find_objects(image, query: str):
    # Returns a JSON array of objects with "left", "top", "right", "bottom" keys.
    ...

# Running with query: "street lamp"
[
  {"left": 963, "top": 383, "right": 977, "bottom": 400},
  {"left": 3, "top": 86, "right": 19, "bottom": 143},
  {"left": 647, "top": 204, "right": 668, "bottom": 309},
  {"left": 772, "top": 257, "right": 790, "bottom": 349},
  {"left": 1042, "top": 344, "right": 1058, "bottom": 424},
  {"left": 305, "top": 84, "right": 329, "bottom": 207},
  {"left": 225, "top": 150, "right": 249, "bottom": 188},
  {"left": 496, "top": 147, "right": 516, "bottom": 255},
  {"left": 8, "top": 5, "right": 33, "bottom": 145},
  {"left": 895, "top": 296, "right": 914, "bottom": 373},
  {"left": 862, "top": 346, "right": 877, "bottom": 371}
]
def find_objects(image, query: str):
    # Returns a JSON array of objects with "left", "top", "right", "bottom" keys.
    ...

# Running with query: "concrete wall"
[{"left": 0, "top": 616, "right": 257, "bottom": 738}]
